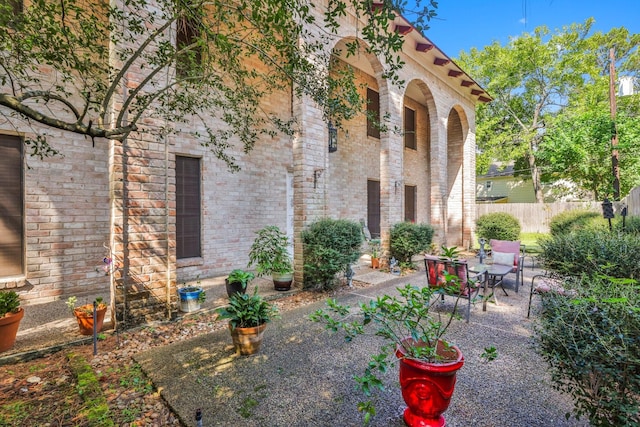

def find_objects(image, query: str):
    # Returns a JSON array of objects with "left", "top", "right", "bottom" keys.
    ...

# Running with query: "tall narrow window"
[
  {"left": 0, "top": 135, "right": 24, "bottom": 277},
  {"left": 404, "top": 107, "right": 416, "bottom": 149},
  {"left": 176, "top": 10, "right": 202, "bottom": 78},
  {"left": 367, "top": 88, "right": 380, "bottom": 139},
  {"left": 176, "top": 156, "right": 201, "bottom": 259},
  {"left": 404, "top": 185, "right": 417, "bottom": 223}
]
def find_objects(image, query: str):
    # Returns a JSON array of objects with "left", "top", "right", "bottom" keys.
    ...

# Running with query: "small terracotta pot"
[
  {"left": 74, "top": 305, "right": 107, "bottom": 336},
  {"left": 229, "top": 322, "right": 267, "bottom": 355},
  {"left": 0, "top": 308, "right": 24, "bottom": 353},
  {"left": 371, "top": 257, "right": 380, "bottom": 269}
]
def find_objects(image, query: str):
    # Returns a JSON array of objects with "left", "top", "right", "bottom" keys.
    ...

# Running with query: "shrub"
[
  {"left": 389, "top": 222, "right": 434, "bottom": 266},
  {"left": 476, "top": 212, "right": 520, "bottom": 242},
  {"left": 548, "top": 209, "right": 605, "bottom": 236},
  {"left": 533, "top": 275, "right": 640, "bottom": 426},
  {"left": 614, "top": 215, "right": 640, "bottom": 235},
  {"left": 538, "top": 229, "right": 640, "bottom": 279},
  {"left": 302, "top": 218, "right": 363, "bottom": 291}
]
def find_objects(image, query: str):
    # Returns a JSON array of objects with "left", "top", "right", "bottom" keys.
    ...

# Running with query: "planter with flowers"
[
  {"left": 66, "top": 296, "right": 108, "bottom": 335},
  {"left": 0, "top": 291, "right": 23, "bottom": 353}
]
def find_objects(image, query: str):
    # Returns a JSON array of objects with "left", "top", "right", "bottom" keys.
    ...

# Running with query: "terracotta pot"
[
  {"left": 225, "top": 279, "right": 247, "bottom": 298},
  {"left": 229, "top": 322, "right": 267, "bottom": 355},
  {"left": 74, "top": 305, "right": 107, "bottom": 336},
  {"left": 0, "top": 308, "right": 24, "bottom": 353},
  {"left": 272, "top": 272, "right": 293, "bottom": 291},
  {"left": 371, "top": 257, "right": 380, "bottom": 269},
  {"left": 395, "top": 340, "right": 464, "bottom": 427}
]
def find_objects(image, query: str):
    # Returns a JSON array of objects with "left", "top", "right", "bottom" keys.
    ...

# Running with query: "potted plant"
[
  {"left": 66, "top": 296, "right": 108, "bottom": 336},
  {"left": 225, "top": 269, "right": 255, "bottom": 298},
  {"left": 369, "top": 238, "right": 381, "bottom": 269},
  {"left": 248, "top": 225, "right": 294, "bottom": 291},
  {"left": 0, "top": 291, "right": 24, "bottom": 353},
  {"left": 215, "top": 287, "right": 279, "bottom": 355},
  {"left": 310, "top": 283, "right": 496, "bottom": 426},
  {"left": 177, "top": 282, "right": 206, "bottom": 313}
]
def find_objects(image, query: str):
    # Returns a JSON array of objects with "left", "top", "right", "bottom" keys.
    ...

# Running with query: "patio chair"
[
  {"left": 527, "top": 273, "right": 577, "bottom": 318},
  {"left": 489, "top": 239, "right": 526, "bottom": 292},
  {"left": 424, "top": 255, "right": 481, "bottom": 323}
]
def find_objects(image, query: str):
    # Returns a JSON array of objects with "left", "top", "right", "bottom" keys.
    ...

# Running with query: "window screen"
[{"left": 176, "top": 156, "right": 201, "bottom": 259}]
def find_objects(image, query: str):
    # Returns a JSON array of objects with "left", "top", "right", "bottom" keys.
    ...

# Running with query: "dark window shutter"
[
  {"left": 0, "top": 135, "right": 24, "bottom": 277},
  {"left": 367, "top": 88, "right": 380, "bottom": 139},
  {"left": 367, "top": 180, "right": 381, "bottom": 238},
  {"left": 404, "top": 107, "right": 416, "bottom": 149},
  {"left": 176, "top": 156, "right": 201, "bottom": 259},
  {"left": 405, "top": 185, "right": 416, "bottom": 223}
]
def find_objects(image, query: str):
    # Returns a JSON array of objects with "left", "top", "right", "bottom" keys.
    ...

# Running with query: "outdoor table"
[{"left": 469, "top": 262, "right": 514, "bottom": 311}]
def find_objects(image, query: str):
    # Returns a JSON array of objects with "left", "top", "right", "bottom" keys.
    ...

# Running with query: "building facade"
[{"left": 0, "top": 1, "right": 487, "bottom": 326}]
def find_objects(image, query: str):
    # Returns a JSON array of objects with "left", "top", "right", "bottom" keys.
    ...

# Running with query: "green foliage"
[
  {"left": 389, "top": 222, "right": 434, "bottom": 265},
  {"left": 302, "top": 218, "right": 363, "bottom": 291},
  {"left": 0, "top": 0, "right": 438, "bottom": 169},
  {"left": 548, "top": 209, "right": 604, "bottom": 236},
  {"left": 538, "top": 230, "right": 640, "bottom": 279},
  {"left": 0, "top": 291, "right": 20, "bottom": 317},
  {"left": 614, "top": 215, "right": 640, "bottom": 235},
  {"left": 215, "top": 287, "right": 279, "bottom": 329},
  {"left": 533, "top": 275, "right": 640, "bottom": 426},
  {"left": 310, "top": 283, "right": 494, "bottom": 425},
  {"left": 226, "top": 269, "right": 255, "bottom": 290},
  {"left": 476, "top": 212, "right": 521, "bottom": 241},
  {"left": 248, "top": 226, "right": 292, "bottom": 276},
  {"left": 67, "top": 352, "right": 114, "bottom": 427}
]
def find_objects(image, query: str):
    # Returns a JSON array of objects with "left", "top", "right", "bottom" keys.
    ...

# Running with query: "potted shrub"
[
  {"left": 177, "top": 284, "right": 206, "bottom": 313},
  {"left": 248, "top": 225, "right": 294, "bottom": 291},
  {"left": 0, "top": 291, "right": 24, "bottom": 353},
  {"left": 224, "top": 269, "right": 255, "bottom": 298},
  {"left": 310, "top": 283, "right": 496, "bottom": 426},
  {"left": 66, "top": 296, "right": 108, "bottom": 336},
  {"left": 215, "top": 287, "right": 279, "bottom": 355}
]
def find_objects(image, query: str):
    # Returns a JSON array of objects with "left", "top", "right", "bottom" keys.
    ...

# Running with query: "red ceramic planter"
[{"left": 396, "top": 340, "right": 464, "bottom": 427}]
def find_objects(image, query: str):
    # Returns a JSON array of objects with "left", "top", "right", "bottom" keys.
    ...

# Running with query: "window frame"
[
  {"left": 404, "top": 106, "right": 416, "bottom": 150},
  {"left": 366, "top": 88, "right": 380, "bottom": 139},
  {"left": 0, "top": 134, "right": 24, "bottom": 278},
  {"left": 175, "top": 155, "right": 202, "bottom": 260}
]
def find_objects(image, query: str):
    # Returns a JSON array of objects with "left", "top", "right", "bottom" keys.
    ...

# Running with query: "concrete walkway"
[{"left": 133, "top": 261, "right": 587, "bottom": 427}]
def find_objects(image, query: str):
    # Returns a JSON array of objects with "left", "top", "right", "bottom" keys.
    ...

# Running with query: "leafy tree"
[
  {"left": 0, "top": 0, "right": 438, "bottom": 169},
  {"left": 457, "top": 19, "right": 639, "bottom": 201}
]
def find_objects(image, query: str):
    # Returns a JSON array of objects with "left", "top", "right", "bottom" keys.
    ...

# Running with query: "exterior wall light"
[{"left": 328, "top": 121, "right": 337, "bottom": 153}]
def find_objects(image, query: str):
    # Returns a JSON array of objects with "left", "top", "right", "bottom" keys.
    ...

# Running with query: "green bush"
[
  {"left": 614, "top": 215, "right": 640, "bottom": 234},
  {"left": 476, "top": 212, "right": 521, "bottom": 242},
  {"left": 538, "top": 229, "right": 640, "bottom": 279},
  {"left": 533, "top": 275, "right": 640, "bottom": 426},
  {"left": 548, "top": 209, "right": 605, "bottom": 236},
  {"left": 389, "top": 222, "right": 434, "bottom": 266},
  {"left": 302, "top": 218, "right": 363, "bottom": 291}
]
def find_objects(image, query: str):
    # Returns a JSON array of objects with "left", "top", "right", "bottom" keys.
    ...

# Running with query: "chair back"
[
  {"left": 489, "top": 239, "right": 521, "bottom": 267},
  {"left": 424, "top": 255, "right": 470, "bottom": 295}
]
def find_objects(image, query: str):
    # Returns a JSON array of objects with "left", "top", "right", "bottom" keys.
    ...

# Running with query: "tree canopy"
[
  {"left": 0, "top": 0, "right": 438, "bottom": 170},
  {"left": 457, "top": 19, "right": 640, "bottom": 201}
]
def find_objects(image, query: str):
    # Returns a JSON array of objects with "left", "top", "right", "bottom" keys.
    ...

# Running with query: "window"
[
  {"left": 176, "top": 11, "right": 202, "bottom": 78},
  {"left": 176, "top": 156, "right": 201, "bottom": 259},
  {"left": 404, "top": 185, "right": 417, "bottom": 223},
  {"left": 0, "top": 135, "right": 24, "bottom": 277},
  {"left": 366, "top": 88, "right": 380, "bottom": 139},
  {"left": 404, "top": 107, "right": 416, "bottom": 149},
  {"left": 485, "top": 181, "right": 493, "bottom": 190}
]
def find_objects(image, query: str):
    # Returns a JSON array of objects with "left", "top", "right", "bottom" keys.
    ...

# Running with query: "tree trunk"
[{"left": 528, "top": 152, "right": 544, "bottom": 203}]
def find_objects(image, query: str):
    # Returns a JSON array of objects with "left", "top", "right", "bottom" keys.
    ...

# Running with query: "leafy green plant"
[
  {"left": 226, "top": 269, "right": 255, "bottom": 291},
  {"left": 0, "top": 291, "right": 20, "bottom": 317},
  {"left": 389, "top": 222, "right": 434, "bottom": 266},
  {"left": 310, "top": 283, "right": 496, "bottom": 424},
  {"left": 368, "top": 239, "right": 381, "bottom": 258},
  {"left": 614, "top": 215, "right": 640, "bottom": 234},
  {"left": 548, "top": 209, "right": 604, "bottom": 236},
  {"left": 215, "top": 287, "right": 279, "bottom": 329},
  {"left": 302, "top": 218, "right": 363, "bottom": 291},
  {"left": 248, "top": 226, "right": 293, "bottom": 276},
  {"left": 533, "top": 274, "right": 640, "bottom": 426},
  {"left": 476, "top": 212, "right": 521, "bottom": 241}
]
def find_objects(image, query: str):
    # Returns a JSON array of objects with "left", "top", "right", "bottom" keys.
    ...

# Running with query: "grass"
[{"left": 470, "top": 232, "right": 549, "bottom": 254}]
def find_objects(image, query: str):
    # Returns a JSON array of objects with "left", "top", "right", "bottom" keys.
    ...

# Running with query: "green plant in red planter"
[
  {"left": 0, "top": 291, "right": 23, "bottom": 353},
  {"left": 310, "top": 282, "right": 496, "bottom": 426}
]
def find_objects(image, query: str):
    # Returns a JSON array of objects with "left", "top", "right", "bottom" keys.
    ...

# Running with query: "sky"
[{"left": 421, "top": 0, "right": 640, "bottom": 58}]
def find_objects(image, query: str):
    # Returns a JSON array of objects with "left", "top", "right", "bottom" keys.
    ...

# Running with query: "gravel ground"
[{"left": 133, "top": 265, "right": 589, "bottom": 427}]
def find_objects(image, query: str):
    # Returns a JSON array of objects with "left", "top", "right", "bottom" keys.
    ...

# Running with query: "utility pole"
[{"left": 609, "top": 48, "right": 621, "bottom": 201}]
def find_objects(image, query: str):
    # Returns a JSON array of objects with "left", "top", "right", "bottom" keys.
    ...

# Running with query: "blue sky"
[{"left": 421, "top": 0, "right": 640, "bottom": 58}]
